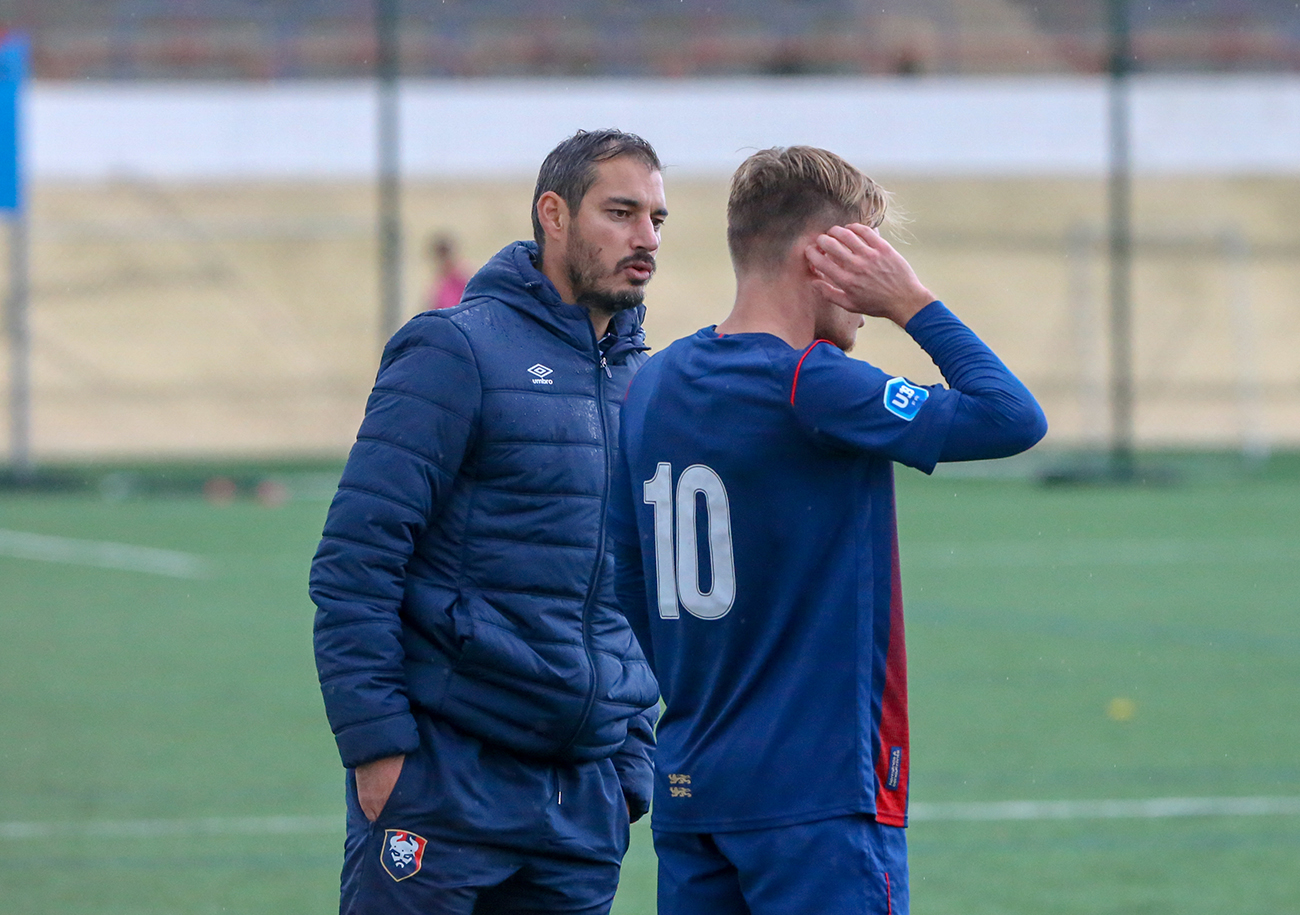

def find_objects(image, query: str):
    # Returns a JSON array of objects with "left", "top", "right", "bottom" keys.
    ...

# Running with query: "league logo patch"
[
  {"left": 883, "top": 377, "right": 928, "bottom": 421},
  {"left": 381, "top": 829, "right": 427, "bottom": 882}
]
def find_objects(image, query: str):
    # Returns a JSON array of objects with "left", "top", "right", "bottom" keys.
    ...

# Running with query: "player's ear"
[
  {"left": 802, "top": 235, "right": 834, "bottom": 286},
  {"left": 536, "top": 191, "right": 569, "bottom": 244},
  {"left": 802, "top": 242, "right": 822, "bottom": 276}
]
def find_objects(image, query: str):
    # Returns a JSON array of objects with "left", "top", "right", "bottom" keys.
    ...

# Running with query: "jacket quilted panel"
[{"left": 311, "top": 241, "right": 659, "bottom": 777}]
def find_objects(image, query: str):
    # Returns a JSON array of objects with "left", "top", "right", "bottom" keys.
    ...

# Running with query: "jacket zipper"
[{"left": 559, "top": 337, "right": 613, "bottom": 754}]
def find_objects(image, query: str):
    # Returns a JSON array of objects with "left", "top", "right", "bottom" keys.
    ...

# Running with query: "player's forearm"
[
  {"left": 885, "top": 290, "right": 936, "bottom": 329},
  {"left": 906, "top": 301, "right": 1017, "bottom": 393},
  {"left": 906, "top": 301, "right": 1048, "bottom": 459}
]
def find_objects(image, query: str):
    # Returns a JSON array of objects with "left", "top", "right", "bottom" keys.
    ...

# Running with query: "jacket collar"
[{"left": 464, "top": 241, "right": 649, "bottom": 364}]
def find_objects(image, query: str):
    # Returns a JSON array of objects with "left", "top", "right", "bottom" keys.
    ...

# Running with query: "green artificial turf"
[
  {"left": 897, "top": 462, "right": 1300, "bottom": 914},
  {"left": 0, "top": 455, "right": 1296, "bottom": 913}
]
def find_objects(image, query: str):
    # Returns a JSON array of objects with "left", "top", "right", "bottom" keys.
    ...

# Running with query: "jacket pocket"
[{"left": 437, "top": 593, "right": 592, "bottom": 758}]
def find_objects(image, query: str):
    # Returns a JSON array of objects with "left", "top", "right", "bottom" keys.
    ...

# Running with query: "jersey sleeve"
[
  {"left": 789, "top": 338, "right": 960, "bottom": 473},
  {"left": 789, "top": 301, "right": 1047, "bottom": 472},
  {"left": 906, "top": 302, "right": 1049, "bottom": 462},
  {"left": 309, "top": 314, "right": 481, "bottom": 768}
]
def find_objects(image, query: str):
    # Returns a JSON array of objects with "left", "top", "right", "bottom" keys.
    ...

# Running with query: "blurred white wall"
[{"left": 28, "top": 75, "right": 1300, "bottom": 180}]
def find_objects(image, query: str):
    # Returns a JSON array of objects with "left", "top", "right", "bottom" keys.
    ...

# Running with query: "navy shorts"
[
  {"left": 654, "top": 815, "right": 907, "bottom": 915},
  {"left": 339, "top": 714, "right": 629, "bottom": 915}
]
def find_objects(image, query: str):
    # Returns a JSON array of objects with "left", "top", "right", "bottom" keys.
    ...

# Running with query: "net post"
[
  {"left": 1107, "top": 0, "right": 1135, "bottom": 481},
  {"left": 376, "top": 0, "right": 403, "bottom": 348}
]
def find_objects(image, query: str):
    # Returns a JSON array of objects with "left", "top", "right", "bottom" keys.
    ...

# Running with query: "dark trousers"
[{"left": 339, "top": 714, "right": 629, "bottom": 915}]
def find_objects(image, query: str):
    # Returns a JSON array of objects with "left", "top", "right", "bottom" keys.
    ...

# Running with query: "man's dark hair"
[{"left": 531, "top": 129, "right": 662, "bottom": 255}]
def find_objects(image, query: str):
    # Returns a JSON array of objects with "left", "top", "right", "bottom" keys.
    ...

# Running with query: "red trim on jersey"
[
  {"left": 885, "top": 873, "right": 893, "bottom": 915},
  {"left": 623, "top": 361, "right": 648, "bottom": 401},
  {"left": 790, "top": 339, "right": 834, "bottom": 405},
  {"left": 872, "top": 496, "right": 911, "bottom": 827}
]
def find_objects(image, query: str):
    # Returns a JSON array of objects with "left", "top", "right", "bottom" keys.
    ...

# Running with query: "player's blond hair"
[{"left": 727, "top": 146, "right": 889, "bottom": 273}]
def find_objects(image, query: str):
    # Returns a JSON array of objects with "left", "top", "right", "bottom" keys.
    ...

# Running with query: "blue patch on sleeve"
[{"left": 883, "top": 377, "right": 928, "bottom": 421}]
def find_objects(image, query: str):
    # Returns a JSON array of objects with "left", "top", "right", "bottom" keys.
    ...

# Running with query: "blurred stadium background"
[
  {"left": 1, "top": 2, "right": 1298, "bottom": 914},
  {"left": 1, "top": 0, "right": 1300, "bottom": 459}
]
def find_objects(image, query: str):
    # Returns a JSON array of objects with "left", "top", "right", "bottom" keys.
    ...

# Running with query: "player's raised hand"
[{"left": 806, "top": 224, "right": 934, "bottom": 327}]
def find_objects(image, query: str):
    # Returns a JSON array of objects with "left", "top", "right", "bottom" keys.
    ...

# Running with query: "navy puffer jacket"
[{"left": 310, "top": 241, "right": 659, "bottom": 791}]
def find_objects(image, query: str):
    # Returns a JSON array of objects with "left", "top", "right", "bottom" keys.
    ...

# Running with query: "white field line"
[
  {"left": 4, "top": 798, "right": 1300, "bottom": 840},
  {"left": 910, "top": 796, "right": 1300, "bottom": 822},
  {"left": 0, "top": 528, "right": 211, "bottom": 578},
  {"left": 907, "top": 538, "right": 1300, "bottom": 568}
]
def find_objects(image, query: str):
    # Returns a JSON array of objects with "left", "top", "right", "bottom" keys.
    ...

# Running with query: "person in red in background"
[{"left": 426, "top": 233, "right": 470, "bottom": 310}]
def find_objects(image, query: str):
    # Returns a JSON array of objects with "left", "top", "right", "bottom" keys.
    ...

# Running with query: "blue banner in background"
[{"left": 0, "top": 32, "right": 28, "bottom": 213}]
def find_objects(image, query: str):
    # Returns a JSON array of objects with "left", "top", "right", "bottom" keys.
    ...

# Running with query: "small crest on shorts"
[
  {"left": 883, "top": 377, "right": 928, "bottom": 421},
  {"left": 381, "top": 829, "right": 427, "bottom": 882}
]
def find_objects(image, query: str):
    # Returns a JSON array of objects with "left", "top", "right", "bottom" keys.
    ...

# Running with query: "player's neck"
[{"left": 718, "top": 270, "right": 817, "bottom": 350}]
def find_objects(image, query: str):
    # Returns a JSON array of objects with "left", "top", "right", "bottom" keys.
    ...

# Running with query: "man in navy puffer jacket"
[{"left": 310, "top": 130, "right": 666, "bottom": 915}]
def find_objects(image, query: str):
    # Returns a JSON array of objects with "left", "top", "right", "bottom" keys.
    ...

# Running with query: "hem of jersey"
[{"left": 650, "top": 800, "right": 903, "bottom": 834}]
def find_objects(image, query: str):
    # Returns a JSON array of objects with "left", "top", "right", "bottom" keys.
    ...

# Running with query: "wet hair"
[
  {"left": 726, "top": 145, "right": 889, "bottom": 273},
  {"left": 531, "top": 129, "right": 662, "bottom": 255}
]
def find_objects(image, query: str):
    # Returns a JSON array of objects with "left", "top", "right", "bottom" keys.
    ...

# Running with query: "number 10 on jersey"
[{"left": 643, "top": 462, "right": 737, "bottom": 621}]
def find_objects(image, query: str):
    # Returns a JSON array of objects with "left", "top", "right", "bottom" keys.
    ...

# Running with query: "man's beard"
[{"left": 564, "top": 232, "right": 654, "bottom": 316}]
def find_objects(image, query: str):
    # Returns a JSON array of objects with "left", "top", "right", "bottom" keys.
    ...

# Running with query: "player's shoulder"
[
  {"left": 794, "top": 338, "right": 892, "bottom": 378},
  {"left": 796, "top": 337, "right": 852, "bottom": 363},
  {"left": 633, "top": 327, "right": 711, "bottom": 374},
  {"left": 645, "top": 328, "right": 797, "bottom": 381},
  {"left": 789, "top": 337, "right": 863, "bottom": 384},
  {"left": 789, "top": 339, "right": 906, "bottom": 415},
  {"left": 624, "top": 332, "right": 691, "bottom": 402}
]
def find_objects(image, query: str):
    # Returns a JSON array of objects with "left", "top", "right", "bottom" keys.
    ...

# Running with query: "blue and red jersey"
[{"left": 608, "top": 301, "right": 1046, "bottom": 833}]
